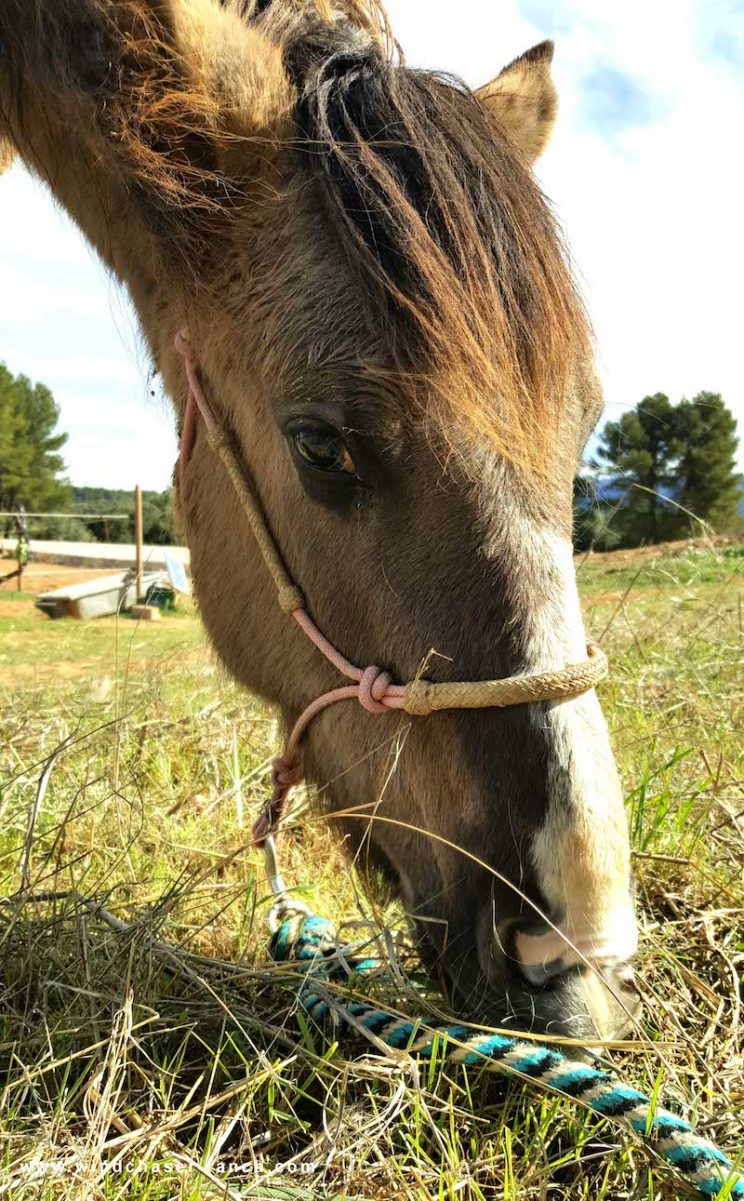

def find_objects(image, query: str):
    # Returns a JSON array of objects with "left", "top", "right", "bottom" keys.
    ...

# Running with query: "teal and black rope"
[{"left": 270, "top": 909, "right": 743, "bottom": 1199}]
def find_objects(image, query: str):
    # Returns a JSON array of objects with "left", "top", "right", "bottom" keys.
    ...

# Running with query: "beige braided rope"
[
  {"left": 403, "top": 644, "right": 608, "bottom": 716},
  {"left": 207, "top": 427, "right": 305, "bottom": 616}
]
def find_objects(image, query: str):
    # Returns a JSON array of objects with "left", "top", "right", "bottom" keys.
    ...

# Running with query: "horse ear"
[{"left": 476, "top": 41, "right": 557, "bottom": 164}]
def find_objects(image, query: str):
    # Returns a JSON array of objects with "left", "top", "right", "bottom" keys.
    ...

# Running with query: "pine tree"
[
  {"left": 0, "top": 363, "right": 71, "bottom": 516},
  {"left": 0, "top": 364, "right": 32, "bottom": 507},
  {"left": 591, "top": 393, "right": 681, "bottom": 546},
  {"left": 672, "top": 393, "right": 740, "bottom": 534},
  {"left": 582, "top": 391, "right": 741, "bottom": 549}
]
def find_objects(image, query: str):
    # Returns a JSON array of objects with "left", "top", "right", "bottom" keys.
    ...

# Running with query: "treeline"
[
  {"left": 71, "top": 487, "right": 174, "bottom": 545},
  {"left": 0, "top": 362, "right": 174, "bottom": 545},
  {"left": 575, "top": 391, "right": 742, "bottom": 550}
]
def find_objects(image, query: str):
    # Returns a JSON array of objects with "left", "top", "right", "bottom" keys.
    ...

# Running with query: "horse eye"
[{"left": 289, "top": 423, "right": 355, "bottom": 474}]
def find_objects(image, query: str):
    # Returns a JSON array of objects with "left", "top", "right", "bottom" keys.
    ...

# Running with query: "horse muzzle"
[{"left": 475, "top": 909, "right": 641, "bottom": 1043}]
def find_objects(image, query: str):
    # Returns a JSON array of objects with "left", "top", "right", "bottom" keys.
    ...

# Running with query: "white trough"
[{"left": 35, "top": 571, "right": 163, "bottom": 620}]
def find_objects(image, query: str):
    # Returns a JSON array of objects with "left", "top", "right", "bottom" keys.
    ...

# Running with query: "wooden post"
[{"left": 134, "top": 484, "right": 143, "bottom": 601}]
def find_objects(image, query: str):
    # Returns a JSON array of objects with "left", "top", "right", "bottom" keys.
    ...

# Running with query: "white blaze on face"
[{"left": 508, "top": 525, "right": 638, "bottom": 978}]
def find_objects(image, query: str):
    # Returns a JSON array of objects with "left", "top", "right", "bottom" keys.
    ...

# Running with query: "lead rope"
[
  {"left": 174, "top": 330, "right": 608, "bottom": 845},
  {"left": 268, "top": 902, "right": 743, "bottom": 1199},
  {"left": 174, "top": 332, "right": 742, "bottom": 1198}
]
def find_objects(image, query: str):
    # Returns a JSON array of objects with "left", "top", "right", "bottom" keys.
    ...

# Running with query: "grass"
[
  {"left": 0, "top": 592, "right": 203, "bottom": 674},
  {"left": 576, "top": 541, "right": 744, "bottom": 594},
  {"left": 0, "top": 542, "right": 742, "bottom": 1200}
]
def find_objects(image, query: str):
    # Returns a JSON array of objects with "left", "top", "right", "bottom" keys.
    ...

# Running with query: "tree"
[
  {"left": 0, "top": 365, "right": 31, "bottom": 509},
  {"left": 673, "top": 393, "right": 740, "bottom": 534},
  {"left": 578, "top": 391, "right": 741, "bottom": 550},
  {"left": 0, "top": 363, "right": 71, "bottom": 516},
  {"left": 591, "top": 393, "right": 682, "bottom": 547}
]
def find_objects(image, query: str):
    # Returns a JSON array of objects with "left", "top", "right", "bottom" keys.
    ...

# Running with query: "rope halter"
[{"left": 173, "top": 331, "right": 609, "bottom": 849}]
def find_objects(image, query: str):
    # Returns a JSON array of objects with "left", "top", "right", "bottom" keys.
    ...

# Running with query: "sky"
[{"left": 1, "top": 0, "right": 742, "bottom": 490}]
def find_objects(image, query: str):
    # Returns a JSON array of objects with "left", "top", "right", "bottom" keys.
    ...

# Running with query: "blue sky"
[{"left": 1, "top": 0, "right": 742, "bottom": 489}]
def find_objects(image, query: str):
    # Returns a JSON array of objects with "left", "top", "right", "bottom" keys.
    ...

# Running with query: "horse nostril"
[
  {"left": 476, "top": 913, "right": 640, "bottom": 1039},
  {"left": 507, "top": 921, "right": 640, "bottom": 1001},
  {"left": 617, "top": 965, "right": 638, "bottom": 986},
  {"left": 517, "top": 957, "right": 567, "bottom": 989},
  {"left": 616, "top": 966, "right": 641, "bottom": 999}
]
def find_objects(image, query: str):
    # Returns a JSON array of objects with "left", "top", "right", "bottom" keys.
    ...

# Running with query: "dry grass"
[{"left": 0, "top": 543, "right": 742, "bottom": 1199}]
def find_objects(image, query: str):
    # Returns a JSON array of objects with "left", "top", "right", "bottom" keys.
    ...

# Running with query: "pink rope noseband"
[{"left": 173, "top": 331, "right": 608, "bottom": 850}]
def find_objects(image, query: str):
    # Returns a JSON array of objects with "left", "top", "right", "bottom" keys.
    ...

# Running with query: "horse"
[{"left": 0, "top": 0, "right": 639, "bottom": 1040}]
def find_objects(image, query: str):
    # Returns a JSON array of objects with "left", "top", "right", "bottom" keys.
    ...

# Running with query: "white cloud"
[
  {"left": 0, "top": 166, "right": 176, "bottom": 490},
  {"left": 540, "top": 0, "right": 744, "bottom": 454},
  {"left": 1, "top": 0, "right": 742, "bottom": 486}
]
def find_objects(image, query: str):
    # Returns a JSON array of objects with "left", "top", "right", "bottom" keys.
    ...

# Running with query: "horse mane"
[
  {"left": 248, "top": 0, "right": 592, "bottom": 470},
  {"left": 16, "top": 0, "right": 588, "bottom": 470}
]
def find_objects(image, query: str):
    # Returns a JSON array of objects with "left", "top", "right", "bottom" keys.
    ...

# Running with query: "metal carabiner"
[
  {"left": 263, "top": 833, "right": 286, "bottom": 898},
  {"left": 263, "top": 833, "right": 311, "bottom": 934}
]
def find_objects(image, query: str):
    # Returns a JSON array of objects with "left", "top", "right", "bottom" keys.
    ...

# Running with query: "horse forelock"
[{"left": 246, "top": 0, "right": 594, "bottom": 475}]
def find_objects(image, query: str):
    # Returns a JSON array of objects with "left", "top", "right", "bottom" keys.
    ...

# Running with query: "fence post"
[{"left": 134, "top": 485, "right": 143, "bottom": 601}]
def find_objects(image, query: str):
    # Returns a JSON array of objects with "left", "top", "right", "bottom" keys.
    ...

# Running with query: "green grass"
[
  {"left": 576, "top": 540, "right": 744, "bottom": 594},
  {"left": 0, "top": 545, "right": 742, "bottom": 1200},
  {"left": 0, "top": 591, "right": 203, "bottom": 672}
]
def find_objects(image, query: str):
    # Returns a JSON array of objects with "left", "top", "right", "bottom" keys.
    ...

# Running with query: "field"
[{"left": 0, "top": 543, "right": 742, "bottom": 1200}]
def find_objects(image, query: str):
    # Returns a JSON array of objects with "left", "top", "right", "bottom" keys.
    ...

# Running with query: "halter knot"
[
  {"left": 252, "top": 756, "right": 304, "bottom": 845},
  {"left": 271, "top": 756, "right": 303, "bottom": 792},
  {"left": 358, "top": 665, "right": 393, "bottom": 713}
]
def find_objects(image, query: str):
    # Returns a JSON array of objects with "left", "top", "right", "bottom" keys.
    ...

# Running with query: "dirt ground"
[
  {"left": 0, "top": 562, "right": 121, "bottom": 618},
  {"left": 0, "top": 561, "right": 119, "bottom": 593},
  {"left": 576, "top": 532, "right": 739, "bottom": 564}
]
